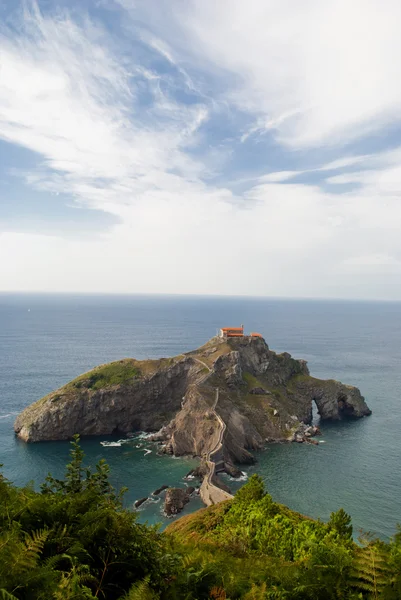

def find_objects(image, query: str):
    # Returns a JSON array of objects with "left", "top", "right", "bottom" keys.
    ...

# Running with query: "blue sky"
[{"left": 1, "top": 0, "right": 400, "bottom": 298}]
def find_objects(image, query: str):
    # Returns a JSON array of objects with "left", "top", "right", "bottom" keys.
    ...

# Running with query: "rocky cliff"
[{"left": 14, "top": 336, "right": 371, "bottom": 465}]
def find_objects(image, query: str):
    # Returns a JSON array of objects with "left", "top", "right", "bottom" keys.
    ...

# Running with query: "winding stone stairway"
[{"left": 199, "top": 387, "right": 234, "bottom": 506}]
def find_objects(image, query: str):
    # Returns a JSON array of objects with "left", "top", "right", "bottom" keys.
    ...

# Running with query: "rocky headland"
[
  {"left": 14, "top": 335, "right": 371, "bottom": 450},
  {"left": 14, "top": 335, "right": 371, "bottom": 509}
]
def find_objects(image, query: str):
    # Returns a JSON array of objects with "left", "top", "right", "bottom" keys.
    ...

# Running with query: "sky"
[{"left": 0, "top": 0, "right": 401, "bottom": 299}]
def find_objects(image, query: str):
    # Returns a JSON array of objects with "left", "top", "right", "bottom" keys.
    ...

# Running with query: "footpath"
[{"left": 195, "top": 373, "right": 234, "bottom": 506}]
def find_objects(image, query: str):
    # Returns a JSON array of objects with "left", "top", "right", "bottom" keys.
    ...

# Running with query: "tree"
[{"left": 328, "top": 508, "right": 353, "bottom": 540}]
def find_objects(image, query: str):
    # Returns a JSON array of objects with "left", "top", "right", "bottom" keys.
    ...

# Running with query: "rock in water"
[
  {"left": 134, "top": 497, "right": 148, "bottom": 508},
  {"left": 294, "top": 378, "right": 372, "bottom": 420},
  {"left": 185, "top": 463, "right": 208, "bottom": 480},
  {"left": 164, "top": 488, "right": 190, "bottom": 516},
  {"left": 224, "top": 462, "right": 243, "bottom": 478},
  {"left": 14, "top": 336, "right": 371, "bottom": 465},
  {"left": 152, "top": 485, "right": 169, "bottom": 496}
]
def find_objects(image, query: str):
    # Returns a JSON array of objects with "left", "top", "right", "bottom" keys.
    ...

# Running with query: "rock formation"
[
  {"left": 14, "top": 336, "right": 371, "bottom": 469},
  {"left": 134, "top": 497, "right": 148, "bottom": 509},
  {"left": 164, "top": 488, "right": 190, "bottom": 516},
  {"left": 152, "top": 485, "right": 169, "bottom": 496}
]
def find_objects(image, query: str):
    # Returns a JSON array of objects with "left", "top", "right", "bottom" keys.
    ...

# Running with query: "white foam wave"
[
  {"left": 137, "top": 432, "right": 154, "bottom": 440},
  {"left": 227, "top": 471, "right": 248, "bottom": 482},
  {"left": 185, "top": 474, "right": 195, "bottom": 480},
  {"left": 135, "top": 444, "right": 142, "bottom": 448},
  {"left": 143, "top": 448, "right": 152, "bottom": 455},
  {"left": 100, "top": 441, "right": 122, "bottom": 447},
  {"left": 100, "top": 438, "right": 133, "bottom": 448}
]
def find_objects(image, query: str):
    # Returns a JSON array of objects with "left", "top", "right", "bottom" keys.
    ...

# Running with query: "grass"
[
  {"left": 70, "top": 360, "right": 141, "bottom": 391},
  {"left": 270, "top": 388, "right": 287, "bottom": 402},
  {"left": 189, "top": 338, "right": 232, "bottom": 368},
  {"left": 166, "top": 501, "right": 232, "bottom": 537},
  {"left": 165, "top": 495, "right": 311, "bottom": 540},
  {"left": 288, "top": 373, "right": 338, "bottom": 391},
  {"left": 242, "top": 371, "right": 262, "bottom": 389}
]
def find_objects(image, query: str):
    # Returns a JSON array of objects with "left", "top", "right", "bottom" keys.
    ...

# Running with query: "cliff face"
[
  {"left": 14, "top": 337, "right": 371, "bottom": 463},
  {"left": 14, "top": 357, "right": 199, "bottom": 442}
]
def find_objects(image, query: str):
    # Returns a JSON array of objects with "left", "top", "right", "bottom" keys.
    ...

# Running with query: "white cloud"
[
  {"left": 258, "top": 171, "right": 300, "bottom": 183},
  {"left": 1, "top": 1, "right": 401, "bottom": 299},
  {"left": 132, "top": 0, "right": 401, "bottom": 148},
  {"left": 257, "top": 154, "right": 375, "bottom": 183},
  {"left": 318, "top": 156, "right": 370, "bottom": 172},
  {"left": 0, "top": 2, "right": 209, "bottom": 210}
]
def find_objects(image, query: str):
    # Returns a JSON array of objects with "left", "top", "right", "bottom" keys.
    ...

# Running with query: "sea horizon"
[{"left": 1, "top": 290, "right": 401, "bottom": 303}]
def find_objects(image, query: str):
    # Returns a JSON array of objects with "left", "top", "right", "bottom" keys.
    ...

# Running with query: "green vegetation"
[
  {"left": 71, "top": 360, "right": 141, "bottom": 391},
  {"left": 1, "top": 440, "right": 401, "bottom": 599},
  {"left": 242, "top": 372, "right": 263, "bottom": 389},
  {"left": 289, "top": 373, "right": 338, "bottom": 389}
]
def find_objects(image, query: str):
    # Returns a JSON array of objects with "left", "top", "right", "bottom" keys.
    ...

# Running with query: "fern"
[
  {"left": 53, "top": 564, "right": 97, "bottom": 600},
  {"left": 0, "top": 590, "right": 18, "bottom": 600},
  {"left": 124, "top": 577, "right": 159, "bottom": 600},
  {"left": 351, "top": 541, "right": 393, "bottom": 598},
  {"left": 243, "top": 583, "right": 267, "bottom": 599},
  {"left": 11, "top": 529, "right": 49, "bottom": 574}
]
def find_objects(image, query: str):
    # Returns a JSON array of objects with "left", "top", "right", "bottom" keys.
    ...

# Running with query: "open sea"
[{"left": 0, "top": 293, "right": 400, "bottom": 538}]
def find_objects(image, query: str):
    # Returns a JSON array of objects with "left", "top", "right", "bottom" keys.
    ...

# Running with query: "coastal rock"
[
  {"left": 292, "top": 378, "right": 372, "bottom": 421},
  {"left": 214, "top": 351, "right": 242, "bottom": 387},
  {"left": 288, "top": 422, "right": 321, "bottom": 443},
  {"left": 134, "top": 497, "right": 148, "bottom": 508},
  {"left": 14, "top": 357, "right": 200, "bottom": 443},
  {"left": 223, "top": 462, "right": 243, "bottom": 478},
  {"left": 185, "top": 463, "right": 208, "bottom": 480},
  {"left": 14, "top": 336, "right": 371, "bottom": 465},
  {"left": 153, "top": 485, "right": 169, "bottom": 496},
  {"left": 304, "top": 425, "right": 321, "bottom": 437},
  {"left": 164, "top": 488, "right": 190, "bottom": 516}
]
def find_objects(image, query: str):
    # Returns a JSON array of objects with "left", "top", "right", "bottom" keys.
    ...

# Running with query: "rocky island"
[
  {"left": 14, "top": 333, "right": 371, "bottom": 509},
  {"left": 14, "top": 333, "right": 372, "bottom": 450}
]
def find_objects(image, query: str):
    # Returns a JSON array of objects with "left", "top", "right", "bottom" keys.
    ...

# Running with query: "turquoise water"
[
  {"left": 1, "top": 293, "right": 400, "bottom": 536},
  {"left": 9, "top": 433, "right": 203, "bottom": 527}
]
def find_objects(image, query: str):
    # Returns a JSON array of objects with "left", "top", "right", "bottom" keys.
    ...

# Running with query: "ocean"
[{"left": 0, "top": 293, "right": 400, "bottom": 537}]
